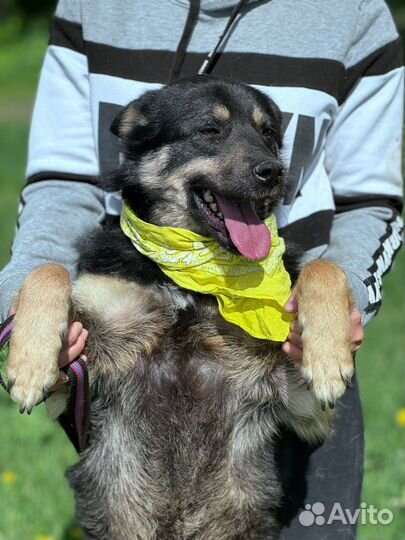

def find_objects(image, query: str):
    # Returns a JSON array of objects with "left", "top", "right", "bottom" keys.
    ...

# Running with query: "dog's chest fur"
[
  {"left": 71, "top": 272, "right": 290, "bottom": 396},
  {"left": 68, "top": 272, "right": 299, "bottom": 539}
]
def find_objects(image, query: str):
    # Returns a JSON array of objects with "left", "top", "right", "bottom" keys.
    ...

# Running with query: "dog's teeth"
[
  {"left": 209, "top": 202, "right": 218, "bottom": 212},
  {"left": 203, "top": 190, "right": 214, "bottom": 203},
  {"left": 218, "top": 211, "right": 224, "bottom": 220}
]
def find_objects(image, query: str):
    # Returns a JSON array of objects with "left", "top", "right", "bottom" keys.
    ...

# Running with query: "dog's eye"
[
  {"left": 261, "top": 125, "right": 276, "bottom": 138},
  {"left": 199, "top": 127, "right": 220, "bottom": 137},
  {"left": 260, "top": 124, "right": 279, "bottom": 153}
]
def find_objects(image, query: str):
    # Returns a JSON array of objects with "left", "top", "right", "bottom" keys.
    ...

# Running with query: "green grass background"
[{"left": 0, "top": 10, "right": 404, "bottom": 540}]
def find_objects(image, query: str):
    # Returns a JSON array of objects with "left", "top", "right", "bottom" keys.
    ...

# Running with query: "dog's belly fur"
[{"left": 66, "top": 274, "right": 329, "bottom": 540}]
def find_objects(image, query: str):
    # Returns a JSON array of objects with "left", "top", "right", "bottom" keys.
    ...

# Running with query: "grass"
[
  {"left": 356, "top": 251, "right": 405, "bottom": 540},
  {"left": 0, "top": 17, "right": 404, "bottom": 540},
  {"left": 0, "top": 120, "right": 83, "bottom": 538},
  {"left": 0, "top": 391, "right": 78, "bottom": 540}
]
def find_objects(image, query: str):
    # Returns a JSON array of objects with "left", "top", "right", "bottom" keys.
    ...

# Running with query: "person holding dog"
[{"left": 0, "top": 0, "right": 403, "bottom": 538}]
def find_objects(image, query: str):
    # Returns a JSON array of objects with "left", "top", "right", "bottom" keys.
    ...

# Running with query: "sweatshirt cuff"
[
  {"left": 343, "top": 269, "right": 374, "bottom": 326},
  {"left": 0, "top": 267, "right": 29, "bottom": 321}
]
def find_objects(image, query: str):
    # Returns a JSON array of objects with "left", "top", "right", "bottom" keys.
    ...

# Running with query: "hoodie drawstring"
[
  {"left": 170, "top": 0, "right": 201, "bottom": 82},
  {"left": 169, "top": 0, "right": 249, "bottom": 82}
]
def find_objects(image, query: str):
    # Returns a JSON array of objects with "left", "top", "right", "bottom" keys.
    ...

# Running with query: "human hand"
[
  {"left": 50, "top": 321, "right": 88, "bottom": 391},
  {"left": 281, "top": 292, "right": 364, "bottom": 368}
]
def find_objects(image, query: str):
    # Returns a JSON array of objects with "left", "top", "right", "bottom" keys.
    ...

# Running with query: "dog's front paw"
[
  {"left": 6, "top": 264, "right": 71, "bottom": 414},
  {"left": 7, "top": 339, "right": 61, "bottom": 414},
  {"left": 296, "top": 259, "right": 355, "bottom": 410},
  {"left": 300, "top": 336, "right": 354, "bottom": 409}
]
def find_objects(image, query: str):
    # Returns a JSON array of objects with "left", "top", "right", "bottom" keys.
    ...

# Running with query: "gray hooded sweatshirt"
[{"left": 0, "top": 0, "right": 403, "bottom": 320}]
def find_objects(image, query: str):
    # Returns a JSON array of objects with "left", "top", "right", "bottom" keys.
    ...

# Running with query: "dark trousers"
[{"left": 278, "top": 376, "right": 364, "bottom": 540}]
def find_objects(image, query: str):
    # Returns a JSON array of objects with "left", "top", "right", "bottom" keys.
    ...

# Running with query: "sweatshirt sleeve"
[
  {"left": 0, "top": 0, "right": 105, "bottom": 320},
  {"left": 322, "top": 0, "right": 404, "bottom": 325}
]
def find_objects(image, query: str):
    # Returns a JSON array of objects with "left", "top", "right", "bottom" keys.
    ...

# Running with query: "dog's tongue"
[{"left": 216, "top": 196, "right": 271, "bottom": 260}]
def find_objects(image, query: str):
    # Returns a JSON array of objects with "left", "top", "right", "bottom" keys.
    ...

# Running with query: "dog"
[{"left": 7, "top": 76, "right": 354, "bottom": 540}]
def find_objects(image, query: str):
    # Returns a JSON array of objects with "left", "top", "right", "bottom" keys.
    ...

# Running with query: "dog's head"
[{"left": 108, "top": 76, "right": 285, "bottom": 260}]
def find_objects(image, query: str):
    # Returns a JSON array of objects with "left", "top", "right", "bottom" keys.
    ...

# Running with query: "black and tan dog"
[{"left": 7, "top": 76, "right": 354, "bottom": 540}]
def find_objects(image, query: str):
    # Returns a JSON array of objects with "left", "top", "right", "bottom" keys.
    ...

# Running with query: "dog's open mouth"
[{"left": 193, "top": 189, "right": 272, "bottom": 261}]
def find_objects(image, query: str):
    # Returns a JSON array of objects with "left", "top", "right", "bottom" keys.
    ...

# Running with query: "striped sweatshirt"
[{"left": 0, "top": 0, "right": 403, "bottom": 322}]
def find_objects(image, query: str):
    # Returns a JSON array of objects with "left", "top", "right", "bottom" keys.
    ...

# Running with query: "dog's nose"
[{"left": 253, "top": 160, "right": 282, "bottom": 182}]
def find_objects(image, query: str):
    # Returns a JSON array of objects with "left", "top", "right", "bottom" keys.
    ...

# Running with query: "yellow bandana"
[{"left": 121, "top": 202, "right": 292, "bottom": 341}]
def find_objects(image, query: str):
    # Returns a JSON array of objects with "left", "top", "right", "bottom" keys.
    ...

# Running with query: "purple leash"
[{"left": 0, "top": 314, "right": 90, "bottom": 452}]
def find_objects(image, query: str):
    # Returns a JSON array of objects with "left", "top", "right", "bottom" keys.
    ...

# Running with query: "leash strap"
[
  {"left": 59, "top": 355, "right": 90, "bottom": 452},
  {"left": 0, "top": 315, "right": 16, "bottom": 391},
  {"left": 0, "top": 314, "right": 90, "bottom": 452}
]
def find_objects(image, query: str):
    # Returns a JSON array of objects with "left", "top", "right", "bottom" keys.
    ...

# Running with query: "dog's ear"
[
  {"left": 110, "top": 89, "right": 162, "bottom": 142},
  {"left": 110, "top": 102, "right": 149, "bottom": 139}
]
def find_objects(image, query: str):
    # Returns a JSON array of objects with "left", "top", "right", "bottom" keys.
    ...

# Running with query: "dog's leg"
[
  {"left": 295, "top": 259, "right": 354, "bottom": 408},
  {"left": 7, "top": 264, "right": 71, "bottom": 413}
]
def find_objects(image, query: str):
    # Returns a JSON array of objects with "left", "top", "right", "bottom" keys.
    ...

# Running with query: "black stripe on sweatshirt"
[
  {"left": 86, "top": 44, "right": 346, "bottom": 100},
  {"left": 15, "top": 192, "right": 26, "bottom": 230},
  {"left": 26, "top": 172, "right": 100, "bottom": 186},
  {"left": 340, "top": 38, "right": 403, "bottom": 102},
  {"left": 49, "top": 16, "right": 85, "bottom": 54},
  {"left": 335, "top": 195, "right": 403, "bottom": 214},
  {"left": 364, "top": 213, "right": 403, "bottom": 313},
  {"left": 279, "top": 210, "right": 334, "bottom": 251}
]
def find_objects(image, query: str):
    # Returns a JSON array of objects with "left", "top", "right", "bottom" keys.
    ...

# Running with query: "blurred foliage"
[
  {"left": 0, "top": 21, "right": 48, "bottom": 108},
  {"left": 0, "top": 0, "right": 54, "bottom": 23},
  {"left": 389, "top": 0, "right": 405, "bottom": 45}
]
